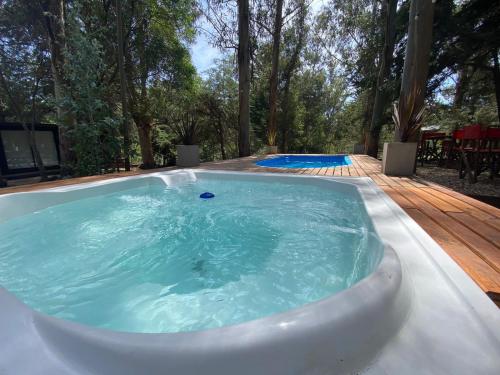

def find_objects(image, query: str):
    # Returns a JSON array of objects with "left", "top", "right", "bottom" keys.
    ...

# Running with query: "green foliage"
[
  {"left": 71, "top": 118, "right": 121, "bottom": 176},
  {"left": 1, "top": 0, "right": 499, "bottom": 174},
  {"left": 199, "top": 58, "right": 239, "bottom": 159},
  {"left": 151, "top": 125, "right": 176, "bottom": 165},
  {"left": 0, "top": 0, "right": 52, "bottom": 121},
  {"left": 62, "top": 3, "right": 121, "bottom": 176}
]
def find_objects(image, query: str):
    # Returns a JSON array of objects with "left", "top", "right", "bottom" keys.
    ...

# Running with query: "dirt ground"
[{"left": 416, "top": 164, "right": 500, "bottom": 199}]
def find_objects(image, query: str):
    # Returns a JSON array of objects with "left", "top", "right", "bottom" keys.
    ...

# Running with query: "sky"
[
  {"left": 190, "top": 0, "right": 327, "bottom": 76},
  {"left": 190, "top": 23, "right": 220, "bottom": 76}
]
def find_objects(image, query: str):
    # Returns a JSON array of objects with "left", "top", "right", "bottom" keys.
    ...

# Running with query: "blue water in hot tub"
[
  {"left": 256, "top": 155, "right": 352, "bottom": 168},
  {"left": 0, "top": 177, "right": 382, "bottom": 333}
]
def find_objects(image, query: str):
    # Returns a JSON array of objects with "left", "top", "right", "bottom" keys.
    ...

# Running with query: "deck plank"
[
  {"left": 349, "top": 166, "right": 360, "bottom": 176},
  {"left": 311, "top": 168, "right": 321, "bottom": 175},
  {"left": 377, "top": 173, "right": 403, "bottom": 187},
  {"left": 396, "top": 177, "right": 415, "bottom": 188},
  {"left": 325, "top": 167, "right": 335, "bottom": 176},
  {"left": 486, "top": 218, "right": 500, "bottom": 231},
  {"left": 424, "top": 182, "right": 500, "bottom": 218},
  {"left": 407, "top": 187, "right": 463, "bottom": 213},
  {"left": 395, "top": 186, "right": 500, "bottom": 273},
  {"left": 405, "top": 208, "right": 500, "bottom": 303},
  {"left": 370, "top": 174, "right": 388, "bottom": 186},
  {"left": 405, "top": 177, "right": 430, "bottom": 188},
  {"left": 447, "top": 212, "right": 500, "bottom": 248},
  {"left": 380, "top": 186, "right": 415, "bottom": 209},
  {"left": 420, "top": 187, "right": 495, "bottom": 221}
]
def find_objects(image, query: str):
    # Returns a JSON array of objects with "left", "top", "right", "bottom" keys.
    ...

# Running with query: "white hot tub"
[{"left": 0, "top": 170, "right": 499, "bottom": 374}]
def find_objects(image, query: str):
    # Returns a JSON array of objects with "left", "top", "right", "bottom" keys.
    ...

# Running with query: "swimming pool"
[
  {"left": 256, "top": 154, "right": 351, "bottom": 168},
  {"left": 0, "top": 170, "right": 499, "bottom": 375}
]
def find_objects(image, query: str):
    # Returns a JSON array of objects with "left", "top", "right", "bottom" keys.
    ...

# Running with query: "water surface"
[{"left": 0, "top": 177, "right": 382, "bottom": 333}]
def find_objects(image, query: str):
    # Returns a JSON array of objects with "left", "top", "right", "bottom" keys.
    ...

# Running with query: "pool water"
[
  {"left": 256, "top": 155, "right": 352, "bottom": 168},
  {"left": 0, "top": 178, "right": 382, "bottom": 333}
]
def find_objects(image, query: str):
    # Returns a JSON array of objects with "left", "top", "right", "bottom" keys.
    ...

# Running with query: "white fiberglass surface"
[{"left": 0, "top": 177, "right": 383, "bottom": 333}]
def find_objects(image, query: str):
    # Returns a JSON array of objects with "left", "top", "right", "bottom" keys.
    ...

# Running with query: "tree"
[
  {"left": 365, "top": 0, "right": 397, "bottom": 156},
  {"left": 316, "top": 0, "right": 383, "bottom": 148},
  {"left": 0, "top": 2, "right": 51, "bottom": 181},
  {"left": 115, "top": 0, "right": 131, "bottom": 171},
  {"left": 394, "top": 0, "right": 435, "bottom": 142},
  {"left": 40, "top": 0, "right": 73, "bottom": 166},
  {"left": 122, "top": 0, "right": 197, "bottom": 168},
  {"left": 62, "top": 5, "right": 122, "bottom": 176},
  {"left": 202, "top": 58, "right": 239, "bottom": 159},
  {"left": 238, "top": 0, "right": 251, "bottom": 156},
  {"left": 265, "top": 0, "right": 284, "bottom": 147},
  {"left": 279, "top": 0, "right": 306, "bottom": 152},
  {"left": 492, "top": 50, "right": 500, "bottom": 124}
]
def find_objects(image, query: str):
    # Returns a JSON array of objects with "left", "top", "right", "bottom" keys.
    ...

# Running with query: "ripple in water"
[{"left": 0, "top": 178, "right": 383, "bottom": 333}]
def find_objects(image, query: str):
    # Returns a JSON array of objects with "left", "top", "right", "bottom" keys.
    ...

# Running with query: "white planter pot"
[
  {"left": 176, "top": 145, "right": 200, "bottom": 167},
  {"left": 382, "top": 142, "right": 418, "bottom": 176},
  {"left": 265, "top": 145, "right": 278, "bottom": 154}
]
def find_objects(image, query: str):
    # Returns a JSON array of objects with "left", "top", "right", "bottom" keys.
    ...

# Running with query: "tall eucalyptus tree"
[
  {"left": 238, "top": 0, "right": 251, "bottom": 156},
  {"left": 394, "top": 0, "right": 435, "bottom": 142},
  {"left": 279, "top": 0, "right": 307, "bottom": 152},
  {"left": 265, "top": 0, "right": 283, "bottom": 148},
  {"left": 115, "top": 0, "right": 131, "bottom": 171},
  {"left": 365, "top": 0, "right": 397, "bottom": 156}
]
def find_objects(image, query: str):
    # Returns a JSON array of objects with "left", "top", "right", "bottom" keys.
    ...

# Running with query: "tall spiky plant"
[
  {"left": 267, "top": 128, "right": 278, "bottom": 148},
  {"left": 392, "top": 85, "right": 426, "bottom": 142}
]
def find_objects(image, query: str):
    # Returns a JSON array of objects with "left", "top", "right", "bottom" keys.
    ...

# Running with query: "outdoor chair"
[
  {"left": 458, "top": 124, "right": 496, "bottom": 183},
  {"left": 484, "top": 127, "right": 500, "bottom": 179},
  {"left": 443, "top": 129, "right": 464, "bottom": 168},
  {"left": 418, "top": 131, "right": 447, "bottom": 166}
]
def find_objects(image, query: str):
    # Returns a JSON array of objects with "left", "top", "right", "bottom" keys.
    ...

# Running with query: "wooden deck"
[{"left": 1, "top": 154, "right": 499, "bottom": 307}]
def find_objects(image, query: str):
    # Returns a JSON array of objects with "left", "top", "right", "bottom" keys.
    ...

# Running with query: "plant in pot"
[
  {"left": 265, "top": 129, "right": 278, "bottom": 155},
  {"left": 382, "top": 88, "right": 425, "bottom": 176},
  {"left": 382, "top": 0, "right": 435, "bottom": 176},
  {"left": 171, "top": 110, "right": 201, "bottom": 168}
]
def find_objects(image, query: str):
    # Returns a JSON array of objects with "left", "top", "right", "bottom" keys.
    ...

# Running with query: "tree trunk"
[
  {"left": 362, "top": 90, "right": 375, "bottom": 147},
  {"left": 29, "top": 74, "right": 48, "bottom": 181},
  {"left": 42, "top": 0, "right": 66, "bottom": 117},
  {"left": 128, "top": 11, "right": 156, "bottom": 169},
  {"left": 238, "top": 0, "right": 250, "bottom": 157},
  {"left": 359, "top": 0, "right": 379, "bottom": 148},
  {"left": 136, "top": 123, "right": 155, "bottom": 169},
  {"left": 279, "top": 1, "right": 306, "bottom": 153},
  {"left": 217, "top": 119, "right": 227, "bottom": 160},
  {"left": 266, "top": 0, "right": 284, "bottom": 147},
  {"left": 492, "top": 50, "right": 500, "bottom": 125},
  {"left": 42, "top": 0, "right": 72, "bottom": 166},
  {"left": 454, "top": 67, "right": 469, "bottom": 108},
  {"left": 395, "top": 0, "right": 435, "bottom": 142},
  {"left": 366, "top": 0, "right": 397, "bottom": 157},
  {"left": 280, "top": 84, "right": 292, "bottom": 153},
  {"left": 220, "top": 139, "right": 227, "bottom": 160},
  {"left": 115, "top": 0, "right": 131, "bottom": 171}
]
